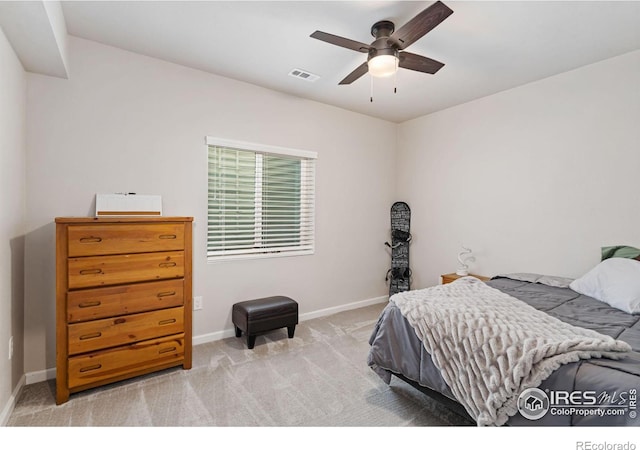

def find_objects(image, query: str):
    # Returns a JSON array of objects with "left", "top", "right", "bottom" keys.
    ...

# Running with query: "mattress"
[{"left": 367, "top": 276, "right": 640, "bottom": 426}]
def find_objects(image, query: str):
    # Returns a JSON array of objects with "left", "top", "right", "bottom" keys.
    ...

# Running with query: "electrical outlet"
[
  {"left": 8, "top": 336, "right": 13, "bottom": 360},
  {"left": 193, "top": 296, "right": 203, "bottom": 311}
]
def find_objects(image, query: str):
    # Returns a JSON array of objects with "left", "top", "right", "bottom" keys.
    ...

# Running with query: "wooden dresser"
[{"left": 55, "top": 216, "right": 193, "bottom": 404}]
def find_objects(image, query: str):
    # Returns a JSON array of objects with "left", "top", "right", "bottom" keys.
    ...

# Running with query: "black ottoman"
[{"left": 232, "top": 296, "right": 298, "bottom": 349}]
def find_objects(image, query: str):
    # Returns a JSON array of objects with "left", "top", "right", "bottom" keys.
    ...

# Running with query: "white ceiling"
[{"left": 5, "top": 1, "right": 640, "bottom": 122}]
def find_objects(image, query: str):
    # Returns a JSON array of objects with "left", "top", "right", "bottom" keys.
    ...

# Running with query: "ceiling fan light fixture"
[{"left": 367, "top": 54, "right": 398, "bottom": 78}]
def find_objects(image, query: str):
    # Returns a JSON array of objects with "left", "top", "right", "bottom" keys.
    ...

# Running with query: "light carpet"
[{"left": 8, "top": 303, "right": 474, "bottom": 427}]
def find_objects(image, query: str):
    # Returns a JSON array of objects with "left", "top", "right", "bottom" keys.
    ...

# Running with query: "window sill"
[{"left": 207, "top": 249, "right": 314, "bottom": 263}]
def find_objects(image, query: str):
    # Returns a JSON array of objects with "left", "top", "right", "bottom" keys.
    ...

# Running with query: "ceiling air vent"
[{"left": 288, "top": 68, "right": 320, "bottom": 82}]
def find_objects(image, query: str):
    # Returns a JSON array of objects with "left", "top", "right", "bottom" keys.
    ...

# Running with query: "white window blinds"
[{"left": 207, "top": 138, "right": 316, "bottom": 260}]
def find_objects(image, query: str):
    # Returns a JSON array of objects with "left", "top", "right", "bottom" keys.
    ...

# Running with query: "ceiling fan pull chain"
[
  {"left": 394, "top": 56, "right": 398, "bottom": 94},
  {"left": 394, "top": 60, "right": 397, "bottom": 94},
  {"left": 370, "top": 75, "right": 374, "bottom": 102}
]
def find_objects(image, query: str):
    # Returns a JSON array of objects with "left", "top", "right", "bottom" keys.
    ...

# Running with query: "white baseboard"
[
  {"left": 299, "top": 295, "right": 388, "bottom": 322},
  {"left": 0, "top": 374, "right": 25, "bottom": 426},
  {"left": 17, "top": 295, "right": 389, "bottom": 388},
  {"left": 194, "top": 295, "right": 388, "bottom": 346},
  {"left": 26, "top": 368, "right": 55, "bottom": 385}
]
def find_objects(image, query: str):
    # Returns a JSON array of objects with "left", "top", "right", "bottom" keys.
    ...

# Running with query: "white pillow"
[{"left": 569, "top": 257, "right": 640, "bottom": 314}]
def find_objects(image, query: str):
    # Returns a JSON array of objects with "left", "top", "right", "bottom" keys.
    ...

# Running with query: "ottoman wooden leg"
[
  {"left": 247, "top": 335, "right": 256, "bottom": 349},
  {"left": 235, "top": 326, "right": 242, "bottom": 338},
  {"left": 287, "top": 325, "right": 296, "bottom": 339}
]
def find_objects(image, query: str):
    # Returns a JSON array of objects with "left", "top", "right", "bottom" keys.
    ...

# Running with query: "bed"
[{"left": 368, "top": 258, "right": 640, "bottom": 426}]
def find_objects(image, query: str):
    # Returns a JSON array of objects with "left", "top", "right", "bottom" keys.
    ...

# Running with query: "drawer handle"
[
  {"left": 157, "top": 291, "right": 176, "bottom": 298},
  {"left": 79, "top": 236, "right": 102, "bottom": 243},
  {"left": 159, "top": 346, "right": 177, "bottom": 354},
  {"left": 79, "top": 332, "right": 102, "bottom": 340},
  {"left": 78, "top": 300, "right": 101, "bottom": 308},
  {"left": 159, "top": 262, "right": 177, "bottom": 268},
  {"left": 158, "top": 318, "right": 177, "bottom": 325},
  {"left": 79, "top": 364, "right": 102, "bottom": 373},
  {"left": 79, "top": 269, "right": 103, "bottom": 275},
  {"left": 159, "top": 234, "right": 177, "bottom": 240}
]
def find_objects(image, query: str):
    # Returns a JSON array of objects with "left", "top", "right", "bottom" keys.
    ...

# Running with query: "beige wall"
[
  {"left": 24, "top": 36, "right": 397, "bottom": 374},
  {"left": 0, "top": 26, "right": 27, "bottom": 421},
  {"left": 397, "top": 50, "right": 640, "bottom": 288}
]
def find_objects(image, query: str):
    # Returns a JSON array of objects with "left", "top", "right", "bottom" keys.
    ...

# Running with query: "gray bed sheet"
[{"left": 368, "top": 276, "right": 640, "bottom": 426}]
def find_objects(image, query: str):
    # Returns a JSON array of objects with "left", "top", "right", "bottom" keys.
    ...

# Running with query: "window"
[{"left": 206, "top": 137, "right": 316, "bottom": 261}]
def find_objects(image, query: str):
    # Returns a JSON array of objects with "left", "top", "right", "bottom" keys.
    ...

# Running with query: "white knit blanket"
[{"left": 391, "top": 277, "right": 632, "bottom": 426}]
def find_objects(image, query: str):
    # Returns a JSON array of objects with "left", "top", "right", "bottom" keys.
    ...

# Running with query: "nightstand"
[{"left": 441, "top": 273, "right": 491, "bottom": 284}]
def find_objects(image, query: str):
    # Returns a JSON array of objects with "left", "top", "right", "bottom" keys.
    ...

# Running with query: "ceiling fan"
[{"left": 310, "top": 1, "right": 453, "bottom": 85}]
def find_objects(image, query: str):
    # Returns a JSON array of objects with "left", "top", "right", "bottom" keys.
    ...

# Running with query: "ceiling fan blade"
[
  {"left": 390, "top": 1, "right": 453, "bottom": 50},
  {"left": 399, "top": 52, "right": 445, "bottom": 74},
  {"left": 339, "top": 61, "right": 369, "bottom": 85},
  {"left": 310, "top": 31, "right": 371, "bottom": 53}
]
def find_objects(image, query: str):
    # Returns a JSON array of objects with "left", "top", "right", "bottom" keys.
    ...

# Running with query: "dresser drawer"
[
  {"left": 68, "top": 251, "right": 184, "bottom": 289},
  {"left": 68, "top": 223, "right": 185, "bottom": 257},
  {"left": 68, "top": 334, "right": 185, "bottom": 389},
  {"left": 68, "top": 306, "right": 184, "bottom": 355},
  {"left": 67, "top": 279, "right": 184, "bottom": 323}
]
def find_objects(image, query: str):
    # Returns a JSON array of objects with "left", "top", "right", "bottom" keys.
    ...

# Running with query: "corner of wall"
[{"left": 42, "top": 0, "right": 69, "bottom": 79}]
